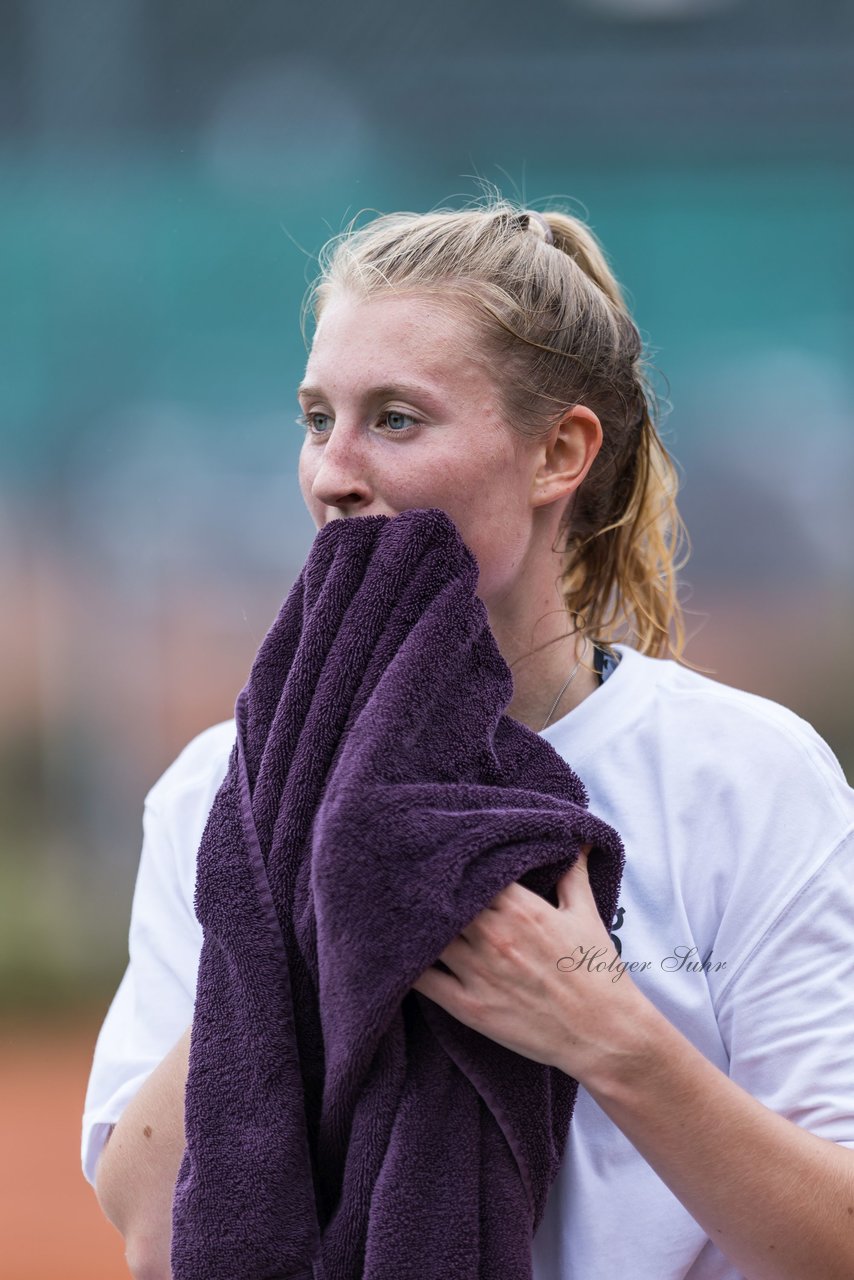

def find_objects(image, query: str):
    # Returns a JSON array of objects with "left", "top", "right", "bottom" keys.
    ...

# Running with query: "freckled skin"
[
  {"left": 298, "top": 292, "right": 551, "bottom": 606},
  {"left": 296, "top": 290, "right": 604, "bottom": 728}
]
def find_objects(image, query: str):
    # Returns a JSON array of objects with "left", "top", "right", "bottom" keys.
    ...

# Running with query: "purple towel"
[{"left": 171, "top": 506, "right": 625, "bottom": 1280}]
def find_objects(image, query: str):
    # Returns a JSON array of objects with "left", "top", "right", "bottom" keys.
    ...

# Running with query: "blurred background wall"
[{"left": 1, "top": 0, "right": 852, "bottom": 1274}]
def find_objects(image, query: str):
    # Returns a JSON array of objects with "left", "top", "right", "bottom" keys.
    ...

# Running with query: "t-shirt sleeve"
[
  {"left": 713, "top": 825, "right": 854, "bottom": 1149},
  {"left": 80, "top": 791, "right": 203, "bottom": 1187}
]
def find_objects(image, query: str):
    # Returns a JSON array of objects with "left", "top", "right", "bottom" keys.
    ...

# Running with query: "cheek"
[
  {"left": 449, "top": 516, "right": 522, "bottom": 598},
  {"left": 297, "top": 447, "right": 316, "bottom": 501}
]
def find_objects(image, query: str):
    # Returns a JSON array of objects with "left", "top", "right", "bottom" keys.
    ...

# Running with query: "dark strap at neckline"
[{"left": 592, "top": 640, "right": 621, "bottom": 686}]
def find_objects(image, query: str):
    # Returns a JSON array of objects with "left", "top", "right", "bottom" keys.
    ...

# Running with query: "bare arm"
[
  {"left": 94, "top": 1025, "right": 192, "bottom": 1280},
  {"left": 413, "top": 843, "right": 854, "bottom": 1278},
  {"left": 574, "top": 994, "right": 854, "bottom": 1280}
]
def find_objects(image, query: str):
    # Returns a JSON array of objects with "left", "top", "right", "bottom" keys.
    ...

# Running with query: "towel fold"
[{"left": 171, "top": 506, "right": 625, "bottom": 1280}]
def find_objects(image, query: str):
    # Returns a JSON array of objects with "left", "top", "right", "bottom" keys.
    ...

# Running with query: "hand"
[{"left": 410, "top": 846, "right": 649, "bottom": 1084}]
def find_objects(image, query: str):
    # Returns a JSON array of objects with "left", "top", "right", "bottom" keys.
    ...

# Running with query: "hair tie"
[{"left": 523, "top": 210, "right": 555, "bottom": 246}]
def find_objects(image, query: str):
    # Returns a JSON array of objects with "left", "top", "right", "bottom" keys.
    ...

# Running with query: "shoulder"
[
  {"left": 131, "top": 718, "right": 238, "bottom": 928},
  {"left": 614, "top": 644, "right": 852, "bottom": 824},
  {"left": 144, "top": 717, "right": 237, "bottom": 815},
  {"left": 604, "top": 648, "right": 853, "bottom": 984}
]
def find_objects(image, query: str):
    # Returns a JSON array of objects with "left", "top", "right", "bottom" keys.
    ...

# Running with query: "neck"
[
  {"left": 480, "top": 510, "right": 602, "bottom": 733},
  {"left": 486, "top": 598, "right": 600, "bottom": 733}
]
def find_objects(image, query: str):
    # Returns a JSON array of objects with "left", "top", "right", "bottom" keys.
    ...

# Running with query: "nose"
[{"left": 308, "top": 420, "right": 375, "bottom": 513}]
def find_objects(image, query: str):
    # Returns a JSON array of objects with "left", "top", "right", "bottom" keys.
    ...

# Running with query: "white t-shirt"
[{"left": 81, "top": 643, "right": 854, "bottom": 1279}]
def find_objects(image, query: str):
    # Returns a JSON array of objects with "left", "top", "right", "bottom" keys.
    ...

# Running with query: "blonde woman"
[{"left": 82, "top": 198, "right": 854, "bottom": 1279}]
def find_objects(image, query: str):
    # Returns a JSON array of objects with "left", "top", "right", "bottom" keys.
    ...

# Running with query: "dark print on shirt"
[{"left": 608, "top": 905, "right": 625, "bottom": 956}]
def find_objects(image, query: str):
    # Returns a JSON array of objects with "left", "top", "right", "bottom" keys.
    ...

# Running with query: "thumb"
[{"left": 556, "top": 843, "right": 592, "bottom": 909}]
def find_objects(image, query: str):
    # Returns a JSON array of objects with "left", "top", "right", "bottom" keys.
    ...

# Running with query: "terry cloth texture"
[{"left": 171, "top": 506, "right": 626, "bottom": 1280}]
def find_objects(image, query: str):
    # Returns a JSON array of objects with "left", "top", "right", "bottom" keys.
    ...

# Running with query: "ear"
[{"left": 531, "top": 405, "right": 603, "bottom": 509}]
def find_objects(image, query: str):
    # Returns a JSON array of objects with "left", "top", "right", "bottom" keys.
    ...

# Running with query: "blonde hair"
[{"left": 302, "top": 195, "right": 691, "bottom": 661}]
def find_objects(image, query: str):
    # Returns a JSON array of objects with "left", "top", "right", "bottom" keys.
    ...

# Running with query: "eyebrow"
[{"left": 296, "top": 381, "right": 446, "bottom": 412}]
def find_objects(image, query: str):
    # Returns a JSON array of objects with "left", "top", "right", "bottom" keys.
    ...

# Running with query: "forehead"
[{"left": 305, "top": 291, "right": 491, "bottom": 394}]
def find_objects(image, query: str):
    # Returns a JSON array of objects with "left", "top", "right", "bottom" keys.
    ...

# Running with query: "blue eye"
[
  {"left": 296, "top": 410, "right": 421, "bottom": 436},
  {"left": 382, "top": 410, "right": 419, "bottom": 433},
  {"left": 296, "top": 412, "right": 332, "bottom": 434}
]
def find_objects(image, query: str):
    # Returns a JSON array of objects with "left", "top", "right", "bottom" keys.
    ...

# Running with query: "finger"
[
  {"left": 484, "top": 879, "right": 535, "bottom": 912},
  {"left": 411, "top": 964, "right": 463, "bottom": 1012},
  {"left": 437, "top": 934, "right": 472, "bottom": 964},
  {"left": 556, "top": 844, "right": 593, "bottom": 909}
]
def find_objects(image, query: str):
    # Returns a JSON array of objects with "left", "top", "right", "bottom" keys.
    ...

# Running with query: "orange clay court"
[{"left": 1, "top": 1016, "right": 129, "bottom": 1280}]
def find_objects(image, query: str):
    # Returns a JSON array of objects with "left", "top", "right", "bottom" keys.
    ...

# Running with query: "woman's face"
[{"left": 296, "top": 290, "right": 547, "bottom": 604}]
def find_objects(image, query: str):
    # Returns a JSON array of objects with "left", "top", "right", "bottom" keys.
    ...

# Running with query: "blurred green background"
[
  {"left": 1, "top": 1, "right": 852, "bottom": 1272},
  {"left": 5, "top": 0, "right": 854, "bottom": 1037}
]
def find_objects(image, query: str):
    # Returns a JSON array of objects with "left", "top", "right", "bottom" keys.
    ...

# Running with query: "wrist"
[{"left": 559, "top": 985, "right": 669, "bottom": 1098}]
